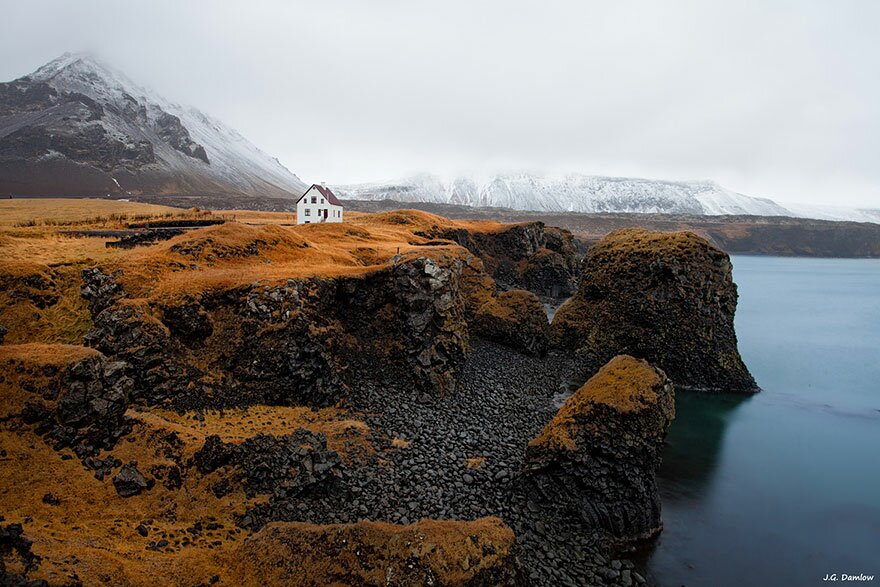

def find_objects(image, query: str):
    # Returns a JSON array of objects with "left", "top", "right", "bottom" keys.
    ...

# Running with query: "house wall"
[{"left": 296, "top": 188, "right": 344, "bottom": 224}]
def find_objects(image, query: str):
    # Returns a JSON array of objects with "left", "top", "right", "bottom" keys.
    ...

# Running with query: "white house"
[{"left": 296, "top": 184, "right": 344, "bottom": 224}]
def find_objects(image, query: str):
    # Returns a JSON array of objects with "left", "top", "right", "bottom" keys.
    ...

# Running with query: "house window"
[
  {"left": 304, "top": 209, "right": 310, "bottom": 216},
  {"left": 320, "top": 198, "right": 324, "bottom": 204},
  {"left": 311, "top": 196, "right": 317, "bottom": 204}
]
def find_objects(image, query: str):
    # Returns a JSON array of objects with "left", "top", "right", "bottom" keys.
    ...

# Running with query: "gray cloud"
[{"left": 2, "top": 0, "right": 879, "bottom": 206}]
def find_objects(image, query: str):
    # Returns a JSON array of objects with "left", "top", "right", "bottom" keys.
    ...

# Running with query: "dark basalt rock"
[
  {"left": 472, "top": 290, "right": 550, "bottom": 356},
  {"left": 524, "top": 355, "right": 675, "bottom": 543},
  {"left": 193, "top": 429, "right": 342, "bottom": 502},
  {"left": 82, "top": 255, "right": 469, "bottom": 409},
  {"left": 155, "top": 112, "right": 209, "bottom": 164},
  {"left": 416, "top": 222, "right": 580, "bottom": 298},
  {"left": 112, "top": 462, "right": 151, "bottom": 497},
  {"left": 0, "top": 523, "right": 43, "bottom": 587},
  {"left": 552, "top": 228, "right": 757, "bottom": 393},
  {"left": 80, "top": 267, "right": 123, "bottom": 314},
  {"left": 17, "top": 353, "right": 133, "bottom": 458},
  {"left": 160, "top": 301, "right": 213, "bottom": 344},
  {"left": 519, "top": 236, "right": 580, "bottom": 299}
]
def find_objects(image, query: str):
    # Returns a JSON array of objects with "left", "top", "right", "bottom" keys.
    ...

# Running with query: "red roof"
[{"left": 299, "top": 184, "right": 343, "bottom": 206}]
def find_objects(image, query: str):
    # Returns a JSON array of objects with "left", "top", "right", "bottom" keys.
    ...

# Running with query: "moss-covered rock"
[
  {"left": 473, "top": 290, "right": 550, "bottom": 356},
  {"left": 83, "top": 255, "right": 470, "bottom": 410},
  {"left": 0, "top": 344, "right": 133, "bottom": 459},
  {"left": 229, "top": 517, "right": 523, "bottom": 587},
  {"left": 525, "top": 355, "right": 675, "bottom": 543},
  {"left": 552, "top": 228, "right": 757, "bottom": 393},
  {"left": 417, "top": 221, "right": 580, "bottom": 298}
]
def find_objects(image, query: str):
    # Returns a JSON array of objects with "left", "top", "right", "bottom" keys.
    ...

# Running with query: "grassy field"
[
  {"left": 0, "top": 198, "right": 512, "bottom": 344},
  {"left": 0, "top": 197, "right": 194, "bottom": 226}
]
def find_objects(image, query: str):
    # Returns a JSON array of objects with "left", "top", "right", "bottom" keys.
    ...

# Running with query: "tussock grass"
[{"left": 0, "top": 198, "right": 195, "bottom": 227}]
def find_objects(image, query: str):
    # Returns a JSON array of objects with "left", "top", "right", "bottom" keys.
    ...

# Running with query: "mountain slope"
[
  {"left": 338, "top": 173, "right": 880, "bottom": 222},
  {"left": 0, "top": 53, "right": 307, "bottom": 199}
]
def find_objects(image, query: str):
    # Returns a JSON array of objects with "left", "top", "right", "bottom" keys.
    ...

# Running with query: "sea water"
[{"left": 643, "top": 256, "right": 880, "bottom": 586}]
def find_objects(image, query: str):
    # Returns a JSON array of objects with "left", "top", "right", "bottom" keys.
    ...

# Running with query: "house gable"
[{"left": 297, "top": 184, "right": 343, "bottom": 207}]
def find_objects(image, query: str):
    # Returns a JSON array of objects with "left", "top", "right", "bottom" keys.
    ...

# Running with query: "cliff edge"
[
  {"left": 525, "top": 355, "right": 675, "bottom": 543},
  {"left": 552, "top": 228, "right": 757, "bottom": 393}
]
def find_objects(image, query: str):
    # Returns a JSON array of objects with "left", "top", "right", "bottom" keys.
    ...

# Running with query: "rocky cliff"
[
  {"left": 416, "top": 221, "right": 580, "bottom": 298},
  {"left": 83, "top": 254, "right": 470, "bottom": 410},
  {"left": 472, "top": 290, "right": 550, "bottom": 356},
  {"left": 552, "top": 228, "right": 758, "bottom": 393},
  {"left": 524, "top": 355, "right": 675, "bottom": 543}
]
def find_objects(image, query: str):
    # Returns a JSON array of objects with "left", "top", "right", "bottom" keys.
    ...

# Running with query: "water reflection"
[{"left": 657, "top": 392, "right": 752, "bottom": 502}]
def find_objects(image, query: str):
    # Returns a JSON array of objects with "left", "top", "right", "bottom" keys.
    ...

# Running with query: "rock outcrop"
[
  {"left": 193, "top": 429, "right": 342, "bottom": 502},
  {"left": 417, "top": 221, "right": 580, "bottom": 298},
  {"left": 229, "top": 517, "right": 523, "bottom": 587},
  {"left": 0, "top": 523, "right": 42, "bottom": 585},
  {"left": 524, "top": 355, "right": 675, "bottom": 543},
  {"left": 552, "top": 228, "right": 757, "bottom": 393},
  {"left": 83, "top": 255, "right": 469, "bottom": 409},
  {"left": 472, "top": 290, "right": 550, "bottom": 356},
  {"left": 0, "top": 344, "right": 133, "bottom": 459}
]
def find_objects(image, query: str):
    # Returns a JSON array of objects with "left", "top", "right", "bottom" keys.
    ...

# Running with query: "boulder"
[
  {"left": 112, "top": 462, "right": 150, "bottom": 497},
  {"left": 193, "top": 429, "right": 342, "bottom": 501},
  {"left": 473, "top": 290, "right": 550, "bottom": 356},
  {"left": 552, "top": 228, "right": 757, "bottom": 393},
  {"left": 524, "top": 355, "right": 675, "bottom": 543},
  {"left": 229, "top": 517, "right": 523, "bottom": 587}
]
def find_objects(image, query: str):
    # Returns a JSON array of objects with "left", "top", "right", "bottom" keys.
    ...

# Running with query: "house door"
[{"left": 324, "top": 209, "right": 328, "bottom": 220}]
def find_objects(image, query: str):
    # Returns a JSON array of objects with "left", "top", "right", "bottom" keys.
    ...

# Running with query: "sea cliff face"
[
  {"left": 552, "top": 228, "right": 757, "bottom": 393},
  {"left": 524, "top": 355, "right": 675, "bottom": 543}
]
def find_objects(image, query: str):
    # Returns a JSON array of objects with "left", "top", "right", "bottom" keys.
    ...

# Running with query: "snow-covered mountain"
[
  {"left": 337, "top": 173, "right": 880, "bottom": 222},
  {"left": 0, "top": 53, "right": 307, "bottom": 198},
  {"left": 337, "top": 173, "right": 794, "bottom": 216}
]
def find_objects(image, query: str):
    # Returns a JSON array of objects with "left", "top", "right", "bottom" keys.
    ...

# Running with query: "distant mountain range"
[
  {"left": 0, "top": 53, "right": 307, "bottom": 198},
  {"left": 336, "top": 173, "right": 880, "bottom": 223}
]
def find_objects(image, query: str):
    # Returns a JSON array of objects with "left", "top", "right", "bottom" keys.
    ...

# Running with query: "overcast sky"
[{"left": 3, "top": 1, "right": 879, "bottom": 207}]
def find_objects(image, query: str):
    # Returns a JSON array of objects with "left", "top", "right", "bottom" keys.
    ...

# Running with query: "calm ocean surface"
[{"left": 643, "top": 256, "right": 880, "bottom": 586}]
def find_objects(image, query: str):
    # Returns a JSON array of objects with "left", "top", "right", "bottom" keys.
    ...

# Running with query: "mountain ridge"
[
  {"left": 337, "top": 172, "right": 880, "bottom": 223},
  {"left": 0, "top": 52, "right": 308, "bottom": 199}
]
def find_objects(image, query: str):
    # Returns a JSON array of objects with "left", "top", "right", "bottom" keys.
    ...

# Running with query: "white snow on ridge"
[
  {"left": 28, "top": 52, "right": 307, "bottom": 198},
  {"left": 337, "top": 173, "right": 787, "bottom": 217},
  {"left": 337, "top": 173, "right": 879, "bottom": 223}
]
